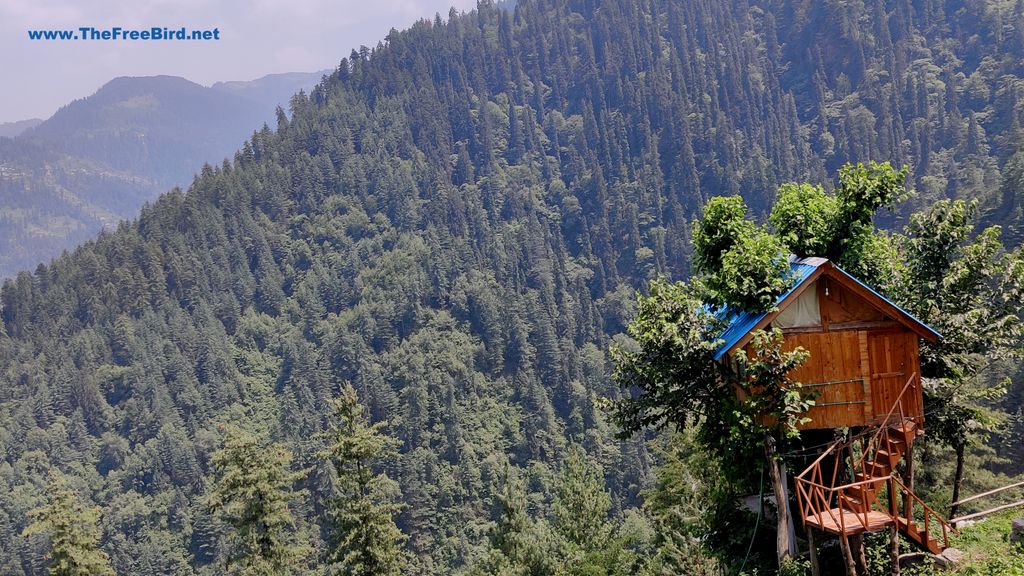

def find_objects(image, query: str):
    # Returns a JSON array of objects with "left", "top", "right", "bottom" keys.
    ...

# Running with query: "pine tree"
[
  {"left": 22, "top": 470, "right": 115, "bottom": 576},
  {"left": 321, "top": 384, "right": 408, "bottom": 576},
  {"left": 551, "top": 445, "right": 612, "bottom": 550},
  {"left": 207, "top": 425, "right": 309, "bottom": 575}
]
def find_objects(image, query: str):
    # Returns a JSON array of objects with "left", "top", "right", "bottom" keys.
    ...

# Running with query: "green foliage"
[
  {"left": 551, "top": 446, "right": 612, "bottom": 548},
  {"left": 320, "top": 384, "right": 408, "bottom": 576},
  {"left": 206, "top": 426, "right": 310, "bottom": 575},
  {"left": 769, "top": 183, "right": 839, "bottom": 258},
  {"left": 900, "top": 200, "right": 1024, "bottom": 449},
  {"left": 642, "top": 433, "right": 722, "bottom": 576},
  {"left": 693, "top": 196, "right": 755, "bottom": 275},
  {"left": 733, "top": 330, "right": 813, "bottom": 442},
  {"left": 468, "top": 450, "right": 656, "bottom": 576},
  {"left": 769, "top": 161, "right": 910, "bottom": 290},
  {"left": 611, "top": 280, "right": 811, "bottom": 481},
  {"left": 777, "top": 556, "right": 811, "bottom": 576},
  {"left": 694, "top": 196, "right": 793, "bottom": 312},
  {"left": 835, "top": 162, "right": 909, "bottom": 229},
  {"left": 2, "top": 0, "right": 1024, "bottom": 573},
  {"left": 713, "top": 232, "right": 794, "bottom": 313},
  {"left": 22, "top": 470, "right": 116, "bottom": 576},
  {"left": 608, "top": 279, "right": 725, "bottom": 434}
]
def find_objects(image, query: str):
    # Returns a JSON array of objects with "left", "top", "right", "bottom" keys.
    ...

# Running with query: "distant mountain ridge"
[
  {"left": 0, "top": 119, "right": 42, "bottom": 138},
  {"left": 0, "top": 70, "right": 325, "bottom": 277}
]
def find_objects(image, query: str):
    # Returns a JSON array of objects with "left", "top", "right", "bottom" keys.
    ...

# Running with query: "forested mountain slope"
[
  {"left": 0, "top": 72, "right": 325, "bottom": 278},
  {"left": 0, "top": 0, "right": 1023, "bottom": 574}
]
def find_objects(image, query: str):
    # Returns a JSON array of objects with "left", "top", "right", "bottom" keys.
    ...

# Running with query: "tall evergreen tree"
[
  {"left": 22, "top": 470, "right": 115, "bottom": 576},
  {"left": 321, "top": 384, "right": 408, "bottom": 576},
  {"left": 207, "top": 425, "right": 309, "bottom": 575}
]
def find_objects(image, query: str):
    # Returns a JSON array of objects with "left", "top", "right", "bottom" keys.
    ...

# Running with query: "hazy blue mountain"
[
  {"left": 210, "top": 70, "right": 329, "bottom": 110},
  {"left": 0, "top": 71, "right": 323, "bottom": 277},
  {"left": 0, "top": 119, "right": 42, "bottom": 138}
]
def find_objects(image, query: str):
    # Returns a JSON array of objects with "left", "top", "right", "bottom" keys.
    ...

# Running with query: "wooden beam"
[
  {"left": 851, "top": 533, "right": 868, "bottom": 574},
  {"left": 951, "top": 499, "right": 1024, "bottom": 524},
  {"left": 808, "top": 528, "right": 821, "bottom": 576},
  {"left": 950, "top": 480, "right": 1024, "bottom": 508},
  {"left": 828, "top": 320, "right": 902, "bottom": 331},
  {"left": 859, "top": 331, "right": 873, "bottom": 422},
  {"left": 840, "top": 533, "right": 857, "bottom": 576},
  {"left": 890, "top": 524, "right": 901, "bottom": 576},
  {"left": 823, "top": 266, "right": 940, "bottom": 343}
]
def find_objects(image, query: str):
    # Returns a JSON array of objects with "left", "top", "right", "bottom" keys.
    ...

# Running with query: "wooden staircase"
[{"left": 794, "top": 374, "right": 952, "bottom": 555}]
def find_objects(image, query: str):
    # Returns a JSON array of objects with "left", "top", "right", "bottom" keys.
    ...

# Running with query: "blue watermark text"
[{"left": 28, "top": 27, "right": 220, "bottom": 41}]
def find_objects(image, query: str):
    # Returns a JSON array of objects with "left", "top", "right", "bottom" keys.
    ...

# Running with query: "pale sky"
[{"left": 0, "top": 0, "right": 479, "bottom": 124}]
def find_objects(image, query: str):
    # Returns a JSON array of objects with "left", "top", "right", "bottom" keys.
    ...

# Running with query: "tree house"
[
  {"left": 714, "top": 257, "right": 954, "bottom": 567},
  {"left": 714, "top": 256, "right": 939, "bottom": 430}
]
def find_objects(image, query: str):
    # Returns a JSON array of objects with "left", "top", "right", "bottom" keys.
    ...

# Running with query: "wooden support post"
[
  {"left": 902, "top": 437, "right": 914, "bottom": 491},
  {"left": 852, "top": 533, "right": 868, "bottom": 574},
  {"left": 890, "top": 523, "right": 901, "bottom": 576},
  {"left": 840, "top": 533, "right": 858, "bottom": 576},
  {"left": 808, "top": 528, "right": 822, "bottom": 576},
  {"left": 780, "top": 463, "right": 798, "bottom": 558},
  {"left": 765, "top": 436, "right": 793, "bottom": 568}
]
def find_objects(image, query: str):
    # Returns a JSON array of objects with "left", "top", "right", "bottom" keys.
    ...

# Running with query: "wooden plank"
[
  {"left": 839, "top": 332, "right": 859, "bottom": 424},
  {"left": 860, "top": 331, "right": 873, "bottom": 422},
  {"left": 830, "top": 320, "right": 901, "bottom": 331},
  {"left": 950, "top": 481, "right": 1024, "bottom": 507},
  {"left": 951, "top": 500, "right": 1024, "bottom": 524},
  {"left": 805, "top": 510, "right": 894, "bottom": 536}
]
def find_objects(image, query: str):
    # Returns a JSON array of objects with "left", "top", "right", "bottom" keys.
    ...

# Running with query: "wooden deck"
[{"left": 805, "top": 509, "right": 894, "bottom": 535}]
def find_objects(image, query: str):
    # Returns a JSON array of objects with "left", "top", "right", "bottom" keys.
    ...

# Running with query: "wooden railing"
[
  {"left": 851, "top": 373, "right": 918, "bottom": 478},
  {"left": 795, "top": 437, "right": 846, "bottom": 528},
  {"left": 794, "top": 373, "right": 953, "bottom": 552},
  {"left": 950, "top": 480, "right": 1024, "bottom": 525},
  {"left": 795, "top": 472, "right": 892, "bottom": 534},
  {"left": 888, "top": 475, "right": 952, "bottom": 551}
]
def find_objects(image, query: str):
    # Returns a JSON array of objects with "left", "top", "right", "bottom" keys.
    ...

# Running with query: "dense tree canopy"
[{"left": 0, "top": 0, "right": 1023, "bottom": 574}]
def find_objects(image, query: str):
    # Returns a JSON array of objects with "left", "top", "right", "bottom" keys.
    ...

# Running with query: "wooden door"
[{"left": 867, "top": 331, "right": 920, "bottom": 421}]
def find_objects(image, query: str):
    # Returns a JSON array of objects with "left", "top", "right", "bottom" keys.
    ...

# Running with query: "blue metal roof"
[
  {"left": 711, "top": 256, "right": 940, "bottom": 360},
  {"left": 712, "top": 256, "right": 825, "bottom": 360}
]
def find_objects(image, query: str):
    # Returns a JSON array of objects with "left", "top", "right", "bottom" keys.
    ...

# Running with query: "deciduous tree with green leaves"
[
  {"left": 898, "top": 200, "right": 1024, "bottom": 516},
  {"left": 610, "top": 282, "right": 811, "bottom": 568}
]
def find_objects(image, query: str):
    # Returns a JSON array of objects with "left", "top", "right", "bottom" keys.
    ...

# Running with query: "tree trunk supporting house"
[
  {"left": 890, "top": 524, "right": 901, "bottom": 576},
  {"left": 840, "top": 533, "right": 857, "bottom": 576},
  {"left": 851, "top": 533, "right": 868, "bottom": 574},
  {"left": 765, "top": 436, "right": 792, "bottom": 567},
  {"left": 808, "top": 528, "right": 822, "bottom": 576}
]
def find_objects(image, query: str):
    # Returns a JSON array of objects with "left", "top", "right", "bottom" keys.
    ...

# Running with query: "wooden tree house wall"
[{"left": 729, "top": 263, "right": 938, "bottom": 430}]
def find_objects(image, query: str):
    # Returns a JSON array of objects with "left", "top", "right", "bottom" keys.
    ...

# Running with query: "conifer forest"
[{"left": 2, "top": 0, "right": 1024, "bottom": 574}]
